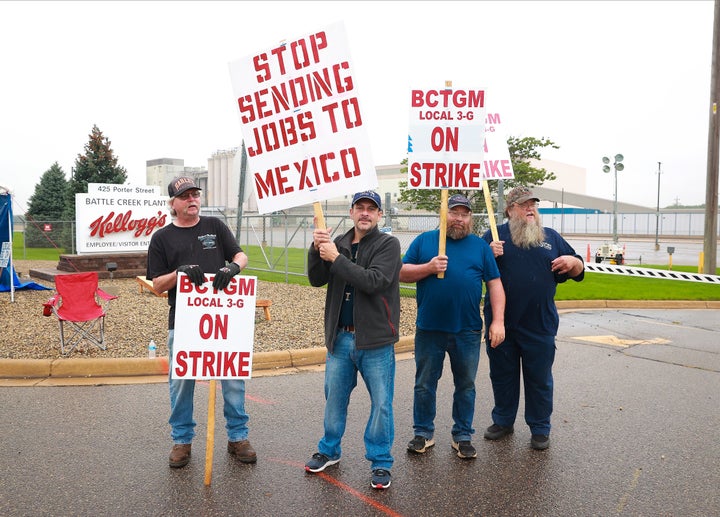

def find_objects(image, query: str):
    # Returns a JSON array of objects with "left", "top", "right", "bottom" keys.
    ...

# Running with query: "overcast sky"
[{"left": 0, "top": 0, "right": 714, "bottom": 212}]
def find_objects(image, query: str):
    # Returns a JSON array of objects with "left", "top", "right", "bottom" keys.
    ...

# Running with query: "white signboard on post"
[
  {"left": 75, "top": 183, "right": 170, "bottom": 253},
  {"left": 407, "top": 86, "right": 487, "bottom": 189},
  {"left": 172, "top": 273, "right": 257, "bottom": 380},
  {"left": 482, "top": 112, "right": 515, "bottom": 180},
  {"left": 228, "top": 21, "right": 377, "bottom": 214}
]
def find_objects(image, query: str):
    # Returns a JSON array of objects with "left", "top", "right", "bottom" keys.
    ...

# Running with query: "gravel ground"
[{"left": 1, "top": 260, "right": 417, "bottom": 360}]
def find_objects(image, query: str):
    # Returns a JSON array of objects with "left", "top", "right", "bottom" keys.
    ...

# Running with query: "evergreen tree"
[
  {"left": 398, "top": 135, "right": 558, "bottom": 215},
  {"left": 63, "top": 124, "right": 128, "bottom": 221},
  {"left": 24, "top": 162, "right": 69, "bottom": 248},
  {"left": 27, "top": 162, "right": 68, "bottom": 220},
  {"left": 59, "top": 125, "right": 128, "bottom": 250}
]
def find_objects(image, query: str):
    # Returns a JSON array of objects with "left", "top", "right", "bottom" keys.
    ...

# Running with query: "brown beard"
[
  {"left": 447, "top": 224, "right": 470, "bottom": 240},
  {"left": 509, "top": 214, "right": 545, "bottom": 249}
]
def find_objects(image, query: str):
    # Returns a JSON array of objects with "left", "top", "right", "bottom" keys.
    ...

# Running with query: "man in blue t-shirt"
[
  {"left": 401, "top": 194, "right": 506, "bottom": 459},
  {"left": 482, "top": 186, "right": 584, "bottom": 451}
]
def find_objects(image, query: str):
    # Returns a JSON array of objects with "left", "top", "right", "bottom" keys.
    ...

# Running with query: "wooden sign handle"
[
  {"left": 203, "top": 379, "right": 217, "bottom": 486},
  {"left": 313, "top": 202, "right": 326, "bottom": 230},
  {"left": 438, "top": 190, "right": 448, "bottom": 279},
  {"left": 483, "top": 180, "right": 499, "bottom": 242}
]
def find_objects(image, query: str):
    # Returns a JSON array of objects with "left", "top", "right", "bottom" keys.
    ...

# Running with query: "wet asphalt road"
[{"left": 1, "top": 309, "right": 718, "bottom": 516}]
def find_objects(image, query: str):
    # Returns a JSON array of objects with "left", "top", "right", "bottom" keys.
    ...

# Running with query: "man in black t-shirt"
[{"left": 147, "top": 176, "right": 255, "bottom": 469}]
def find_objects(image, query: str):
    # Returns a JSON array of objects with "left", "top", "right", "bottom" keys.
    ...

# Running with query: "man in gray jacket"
[{"left": 304, "top": 190, "right": 401, "bottom": 490}]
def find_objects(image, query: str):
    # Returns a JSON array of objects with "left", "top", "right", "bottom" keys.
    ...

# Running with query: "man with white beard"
[{"left": 481, "top": 186, "right": 584, "bottom": 450}]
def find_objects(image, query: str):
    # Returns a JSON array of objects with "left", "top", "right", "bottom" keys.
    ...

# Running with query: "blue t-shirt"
[
  {"left": 403, "top": 230, "right": 500, "bottom": 333},
  {"left": 482, "top": 223, "right": 584, "bottom": 336}
]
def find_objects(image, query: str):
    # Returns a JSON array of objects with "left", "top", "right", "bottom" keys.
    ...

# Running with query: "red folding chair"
[{"left": 42, "top": 272, "right": 118, "bottom": 354}]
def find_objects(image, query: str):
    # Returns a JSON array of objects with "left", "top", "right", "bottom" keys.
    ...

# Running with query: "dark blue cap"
[
  {"left": 351, "top": 190, "right": 382, "bottom": 210},
  {"left": 448, "top": 194, "right": 471, "bottom": 210}
]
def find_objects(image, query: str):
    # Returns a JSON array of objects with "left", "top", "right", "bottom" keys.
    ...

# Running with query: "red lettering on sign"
[
  {"left": 483, "top": 160, "right": 513, "bottom": 178},
  {"left": 239, "top": 63, "right": 352, "bottom": 125},
  {"left": 254, "top": 147, "right": 360, "bottom": 199},
  {"left": 173, "top": 351, "right": 252, "bottom": 378},
  {"left": 178, "top": 275, "right": 194, "bottom": 293},
  {"left": 246, "top": 112, "right": 315, "bottom": 157},
  {"left": 252, "top": 31, "right": 328, "bottom": 82},
  {"left": 410, "top": 89, "right": 484, "bottom": 109},
  {"left": 88, "top": 210, "right": 167, "bottom": 238},
  {"left": 408, "top": 162, "right": 482, "bottom": 188},
  {"left": 321, "top": 97, "right": 362, "bottom": 133}
]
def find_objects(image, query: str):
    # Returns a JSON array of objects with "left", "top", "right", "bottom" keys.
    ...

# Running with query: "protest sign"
[
  {"left": 407, "top": 85, "right": 487, "bottom": 189},
  {"left": 172, "top": 273, "right": 257, "bottom": 380},
  {"left": 482, "top": 112, "right": 514, "bottom": 180},
  {"left": 228, "top": 21, "right": 377, "bottom": 215}
]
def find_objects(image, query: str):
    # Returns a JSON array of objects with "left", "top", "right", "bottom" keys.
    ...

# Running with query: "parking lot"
[{"left": 1, "top": 308, "right": 718, "bottom": 516}]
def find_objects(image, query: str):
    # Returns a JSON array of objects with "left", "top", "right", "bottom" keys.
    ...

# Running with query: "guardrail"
[{"left": 584, "top": 263, "right": 720, "bottom": 284}]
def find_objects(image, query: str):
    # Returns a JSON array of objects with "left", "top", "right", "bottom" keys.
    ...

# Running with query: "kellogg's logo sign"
[{"left": 75, "top": 183, "right": 171, "bottom": 254}]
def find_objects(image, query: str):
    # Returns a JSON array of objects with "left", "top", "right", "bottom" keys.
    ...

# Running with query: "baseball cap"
[
  {"left": 168, "top": 176, "right": 201, "bottom": 198},
  {"left": 448, "top": 194, "right": 471, "bottom": 210},
  {"left": 351, "top": 190, "right": 382, "bottom": 210},
  {"left": 506, "top": 186, "right": 540, "bottom": 206}
]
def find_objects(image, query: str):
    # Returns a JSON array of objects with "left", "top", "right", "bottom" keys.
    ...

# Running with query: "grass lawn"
[
  {"left": 556, "top": 265, "right": 720, "bottom": 301},
  {"left": 11, "top": 233, "right": 720, "bottom": 300}
]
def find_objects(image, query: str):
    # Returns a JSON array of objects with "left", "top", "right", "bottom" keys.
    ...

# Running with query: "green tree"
[
  {"left": 398, "top": 135, "right": 559, "bottom": 213},
  {"left": 24, "top": 162, "right": 69, "bottom": 247},
  {"left": 27, "top": 162, "right": 68, "bottom": 219},
  {"left": 62, "top": 124, "right": 128, "bottom": 222},
  {"left": 59, "top": 125, "right": 128, "bottom": 250}
]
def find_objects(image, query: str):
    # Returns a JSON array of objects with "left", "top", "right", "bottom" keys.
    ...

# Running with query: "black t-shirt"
[
  {"left": 147, "top": 216, "right": 242, "bottom": 329},
  {"left": 338, "top": 242, "right": 358, "bottom": 327}
]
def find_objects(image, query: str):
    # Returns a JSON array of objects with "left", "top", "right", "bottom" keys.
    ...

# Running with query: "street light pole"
[
  {"left": 602, "top": 154, "right": 624, "bottom": 244},
  {"left": 613, "top": 166, "right": 618, "bottom": 243},
  {"left": 655, "top": 162, "right": 661, "bottom": 251}
]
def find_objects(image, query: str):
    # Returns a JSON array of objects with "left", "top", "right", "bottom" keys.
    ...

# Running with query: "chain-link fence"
[{"left": 13, "top": 210, "right": 717, "bottom": 283}]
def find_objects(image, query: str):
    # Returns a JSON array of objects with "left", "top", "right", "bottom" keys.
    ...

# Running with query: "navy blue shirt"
[{"left": 482, "top": 223, "right": 583, "bottom": 336}]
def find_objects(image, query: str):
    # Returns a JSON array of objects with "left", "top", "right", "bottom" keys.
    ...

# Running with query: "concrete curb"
[
  {"left": 2, "top": 301, "right": 717, "bottom": 380},
  {"left": 0, "top": 335, "right": 416, "bottom": 380}
]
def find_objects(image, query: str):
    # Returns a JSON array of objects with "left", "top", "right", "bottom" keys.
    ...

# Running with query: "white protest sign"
[
  {"left": 482, "top": 112, "right": 515, "bottom": 180},
  {"left": 172, "top": 273, "right": 257, "bottom": 380},
  {"left": 75, "top": 183, "right": 170, "bottom": 253},
  {"left": 407, "top": 85, "right": 487, "bottom": 189},
  {"left": 228, "top": 21, "right": 377, "bottom": 214}
]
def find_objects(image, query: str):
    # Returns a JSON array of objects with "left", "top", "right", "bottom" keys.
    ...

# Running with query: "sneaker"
[
  {"left": 169, "top": 443, "right": 191, "bottom": 468},
  {"left": 452, "top": 440, "right": 477, "bottom": 459},
  {"left": 370, "top": 468, "right": 392, "bottom": 489},
  {"left": 305, "top": 452, "right": 340, "bottom": 473},
  {"left": 227, "top": 439, "right": 257, "bottom": 463},
  {"left": 531, "top": 434, "right": 550, "bottom": 450},
  {"left": 484, "top": 423, "right": 514, "bottom": 440},
  {"left": 407, "top": 435, "right": 435, "bottom": 454}
]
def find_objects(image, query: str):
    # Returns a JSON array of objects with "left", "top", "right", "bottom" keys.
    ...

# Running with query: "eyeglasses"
[
  {"left": 448, "top": 210, "right": 472, "bottom": 219},
  {"left": 176, "top": 190, "right": 201, "bottom": 200},
  {"left": 514, "top": 200, "right": 538, "bottom": 209}
]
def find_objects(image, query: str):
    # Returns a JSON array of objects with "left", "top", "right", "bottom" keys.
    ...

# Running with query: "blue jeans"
[
  {"left": 318, "top": 330, "right": 395, "bottom": 471},
  {"left": 412, "top": 328, "right": 481, "bottom": 442},
  {"left": 485, "top": 327, "right": 556, "bottom": 436},
  {"left": 167, "top": 330, "right": 250, "bottom": 444}
]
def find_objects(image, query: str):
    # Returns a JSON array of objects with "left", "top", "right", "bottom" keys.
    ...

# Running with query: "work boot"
[
  {"left": 227, "top": 439, "right": 257, "bottom": 463},
  {"left": 169, "top": 443, "right": 191, "bottom": 468}
]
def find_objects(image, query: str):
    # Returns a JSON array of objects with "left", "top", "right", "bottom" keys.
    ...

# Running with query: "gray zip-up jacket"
[{"left": 307, "top": 225, "right": 402, "bottom": 353}]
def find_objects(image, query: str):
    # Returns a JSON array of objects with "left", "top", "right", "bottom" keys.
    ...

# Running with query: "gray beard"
[{"left": 509, "top": 216, "right": 545, "bottom": 249}]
